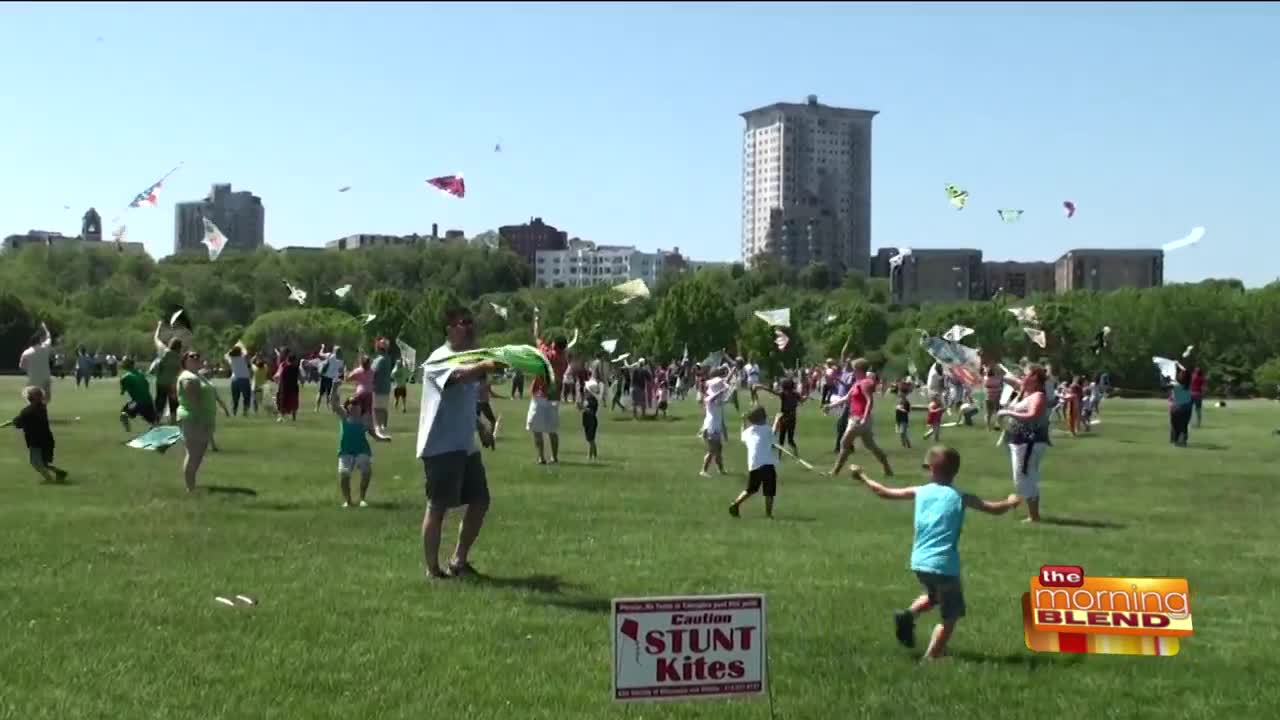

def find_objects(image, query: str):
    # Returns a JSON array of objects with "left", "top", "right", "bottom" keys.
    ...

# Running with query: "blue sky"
[{"left": 2, "top": 2, "right": 1277, "bottom": 285}]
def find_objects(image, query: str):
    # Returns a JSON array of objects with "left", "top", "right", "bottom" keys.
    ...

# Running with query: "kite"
[
  {"left": 396, "top": 339, "right": 417, "bottom": 370},
  {"left": 825, "top": 314, "right": 839, "bottom": 324},
  {"left": 567, "top": 328, "right": 579, "bottom": 350},
  {"left": 426, "top": 345, "right": 552, "bottom": 380},
  {"left": 1091, "top": 326, "right": 1112, "bottom": 354},
  {"left": 111, "top": 224, "right": 127, "bottom": 251},
  {"left": 944, "top": 184, "right": 969, "bottom": 210},
  {"left": 334, "top": 284, "right": 352, "bottom": 298},
  {"left": 942, "top": 325, "right": 975, "bottom": 343},
  {"left": 494, "top": 143, "right": 502, "bottom": 153},
  {"left": 63, "top": 204, "right": 71, "bottom": 210},
  {"left": 1152, "top": 356, "right": 1184, "bottom": 383},
  {"left": 613, "top": 353, "right": 632, "bottom": 364},
  {"left": 338, "top": 186, "right": 351, "bottom": 193},
  {"left": 682, "top": 345, "right": 689, "bottom": 362},
  {"left": 921, "top": 335, "right": 984, "bottom": 388},
  {"left": 359, "top": 314, "right": 377, "bottom": 325},
  {"left": 612, "top": 278, "right": 650, "bottom": 300},
  {"left": 996, "top": 209, "right": 1024, "bottom": 223},
  {"left": 1182, "top": 344, "right": 1195, "bottom": 359},
  {"left": 1163, "top": 227, "right": 1205, "bottom": 253},
  {"left": 600, "top": 339, "right": 618, "bottom": 354},
  {"left": 1063, "top": 201, "right": 1076, "bottom": 219},
  {"left": 126, "top": 425, "right": 184, "bottom": 453},
  {"left": 1023, "top": 327, "right": 1047, "bottom": 349},
  {"left": 128, "top": 163, "right": 183, "bottom": 208},
  {"left": 283, "top": 281, "right": 307, "bottom": 305},
  {"left": 489, "top": 302, "right": 509, "bottom": 320},
  {"left": 426, "top": 175, "right": 465, "bottom": 199},
  {"left": 1007, "top": 306, "right": 1038, "bottom": 324},
  {"left": 889, "top": 247, "right": 912, "bottom": 270},
  {"left": 168, "top": 306, "right": 193, "bottom": 333},
  {"left": 201, "top": 217, "right": 228, "bottom": 261},
  {"left": 753, "top": 308, "right": 791, "bottom": 328},
  {"left": 774, "top": 329, "right": 790, "bottom": 351}
]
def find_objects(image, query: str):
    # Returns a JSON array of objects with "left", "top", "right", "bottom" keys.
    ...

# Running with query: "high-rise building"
[
  {"left": 1054, "top": 249, "right": 1163, "bottom": 292},
  {"left": 740, "top": 95, "right": 877, "bottom": 273},
  {"left": 174, "top": 184, "right": 264, "bottom": 255},
  {"left": 499, "top": 217, "right": 569, "bottom": 266}
]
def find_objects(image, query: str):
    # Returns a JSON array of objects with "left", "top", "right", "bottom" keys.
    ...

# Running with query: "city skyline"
[{"left": 1, "top": 4, "right": 1276, "bottom": 285}]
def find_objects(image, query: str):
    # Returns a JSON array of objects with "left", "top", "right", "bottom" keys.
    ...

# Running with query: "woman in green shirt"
[{"left": 176, "top": 352, "right": 226, "bottom": 492}]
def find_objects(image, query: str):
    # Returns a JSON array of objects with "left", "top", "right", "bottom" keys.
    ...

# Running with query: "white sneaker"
[
  {"left": 359, "top": 500, "right": 369, "bottom": 508},
  {"left": 342, "top": 502, "right": 351, "bottom": 508},
  {"left": 699, "top": 471, "right": 711, "bottom": 478}
]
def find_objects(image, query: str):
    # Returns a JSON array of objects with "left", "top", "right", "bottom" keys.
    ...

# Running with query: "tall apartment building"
[
  {"left": 174, "top": 184, "right": 264, "bottom": 255},
  {"left": 741, "top": 95, "right": 877, "bottom": 273},
  {"left": 499, "top": 217, "right": 568, "bottom": 266},
  {"left": 1054, "top": 249, "right": 1163, "bottom": 292},
  {"left": 889, "top": 248, "right": 984, "bottom": 305},
  {"left": 534, "top": 241, "right": 663, "bottom": 289},
  {"left": 984, "top": 260, "right": 1056, "bottom": 299}
]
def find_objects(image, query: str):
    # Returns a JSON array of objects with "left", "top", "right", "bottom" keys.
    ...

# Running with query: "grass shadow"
[
  {"left": 204, "top": 485, "right": 259, "bottom": 497},
  {"left": 949, "top": 650, "right": 1082, "bottom": 670},
  {"left": 1039, "top": 516, "right": 1125, "bottom": 530},
  {"left": 538, "top": 596, "right": 613, "bottom": 614},
  {"left": 1190, "top": 443, "right": 1229, "bottom": 451},
  {"left": 553, "top": 460, "right": 612, "bottom": 468},
  {"left": 774, "top": 516, "right": 819, "bottom": 523},
  {"left": 471, "top": 573, "right": 577, "bottom": 594}
]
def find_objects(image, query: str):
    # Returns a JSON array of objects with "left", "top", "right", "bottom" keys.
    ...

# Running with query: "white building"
[
  {"left": 534, "top": 241, "right": 664, "bottom": 288},
  {"left": 741, "top": 95, "right": 877, "bottom": 273}
]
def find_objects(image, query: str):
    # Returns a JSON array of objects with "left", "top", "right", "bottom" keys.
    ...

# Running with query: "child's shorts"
[
  {"left": 896, "top": 422, "right": 909, "bottom": 435},
  {"left": 29, "top": 445, "right": 54, "bottom": 468},
  {"left": 338, "top": 454, "right": 371, "bottom": 474},
  {"left": 394, "top": 386, "right": 407, "bottom": 400},
  {"left": 915, "top": 571, "right": 965, "bottom": 621},
  {"left": 746, "top": 464, "right": 777, "bottom": 497}
]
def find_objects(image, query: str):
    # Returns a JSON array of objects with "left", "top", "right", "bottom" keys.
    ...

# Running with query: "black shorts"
[
  {"left": 394, "top": 385, "right": 408, "bottom": 400},
  {"left": 422, "top": 451, "right": 490, "bottom": 512},
  {"left": 916, "top": 571, "right": 966, "bottom": 621},
  {"left": 123, "top": 399, "right": 159, "bottom": 425},
  {"left": 319, "top": 376, "right": 335, "bottom": 397},
  {"left": 582, "top": 411, "right": 598, "bottom": 443},
  {"left": 746, "top": 464, "right": 777, "bottom": 497}
]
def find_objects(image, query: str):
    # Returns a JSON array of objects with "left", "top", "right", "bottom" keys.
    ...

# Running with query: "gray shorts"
[
  {"left": 915, "top": 571, "right": 966, "bottom": 621},
  {"left": 422, "top": 451, "right": 490, "bottom": 512}
]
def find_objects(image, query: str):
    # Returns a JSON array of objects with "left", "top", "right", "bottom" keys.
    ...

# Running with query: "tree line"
[{"left": 2, "top": 241, "right": 1278, "bottom": 396}]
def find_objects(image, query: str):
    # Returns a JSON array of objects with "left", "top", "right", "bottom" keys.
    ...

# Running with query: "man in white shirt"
[
  {"left": 315, "top": 344, "right": 345, "bottom": 412},
  {"left": 19, "top": 323, "right": 54, "bottom": 405},
  {"left": 745, "top": 360, "right": 761, "bottom": 403},
  {"left": 417, "top": 306, "right": 503, "bottom": 581}
]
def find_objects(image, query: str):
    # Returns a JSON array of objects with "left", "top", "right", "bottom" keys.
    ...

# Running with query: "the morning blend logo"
[{"left": 1022, "top": 565, "right": 1192, "bottom": 656}]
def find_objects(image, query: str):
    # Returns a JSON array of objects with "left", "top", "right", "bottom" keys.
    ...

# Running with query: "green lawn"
[{"left": 1, "top": 377, "right": 1277, "bottom": 719}]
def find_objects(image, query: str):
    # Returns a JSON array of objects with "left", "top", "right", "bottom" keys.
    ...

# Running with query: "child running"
[
  {"left": 118, "top": 357, "right": 158, "bottom": 432},
  {"left": 895, "top": 394, "right": 913, "bottom": 448},
  {"left": 729, "top": 405, "right": 779, "bottom": 518},
  {"left": 392, "top": 358, "right": 411, "bottom": 413},
  {"left": 851, "top": 446, "right": 1020, "bottom": 659},
  {"left": 923, "top": 394, "right": 944, "bottom": 441},
  {"left": 753, "top": 378, "right": 804, "bottom": 457},
  {"left": 334, "top": 396, "right": 391, "bottom": 508},
  {"left": 2, "top": 387, "right": 68, "bottom": 483}
]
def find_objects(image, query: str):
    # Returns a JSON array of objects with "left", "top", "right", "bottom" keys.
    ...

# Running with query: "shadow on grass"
[
  {"left": 1039, "top": 516, "right": 1125, "bottom": 530},
  {"left": 1190, "top": 442, "right": 1229, "bottom": 451},
  {"left": 467, "top": 572, "right": 613, "bottom": 614},
  {"left": 204, "top": 485, "right": 259, "bottom": 497},
  {"left": 539, "top": 596, "right": 613, "bottom": 614},
  {"left": 774, "top": 516, "right": 819, "bottom": 523},
  {"left": 553, "top": 460, "right": 612, "bottom": 468},
  {"left": 949, "top": 650, "right": 1083, "bottom": 670}
]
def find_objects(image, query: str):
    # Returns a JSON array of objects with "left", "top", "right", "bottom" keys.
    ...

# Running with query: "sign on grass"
[{"left": 611, "top": 594, "right": 767, "bottom": 702}]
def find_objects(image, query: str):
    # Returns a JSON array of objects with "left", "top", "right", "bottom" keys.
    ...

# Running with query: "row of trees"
[{"left": 2, "top": 241, "right": 1278, "bottom": 395}]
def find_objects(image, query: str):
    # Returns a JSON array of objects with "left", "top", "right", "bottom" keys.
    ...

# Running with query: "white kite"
[
  {"left": 1152, "top": 356, "right": 1184, "bottom": 383},
  {"left": 1182, "top": 344, "right": 1195, "bottom": 359},
  {"left": 360, "top": 314, "right": 377, "bottom": 325},
  {"left": 753, "top": 308, "right": 791, "bottom": 328},
  {"left": 283, "top": 281, "right": 307, "bottom": 305},
  {"left": 201, "top": 218, "right": 228, "bottom": 261},
  {"left": 1007, "top": 306, "right": 1038, "bottom": 324},
  {"left": 612, "top": 278, "right": 651, "bottom": 299},
  {"left": 600, "top": 339, "right": 618, "bottom": 354},
  {"left": 1162, "top": 226, "right": 1205, "bottom": 253},
  {"left": 334, "top": 284, "right": 352, "bottom": 298},
  {"left": 489, "top": 302, "right": 509, "bottom": 320},
  {"left": 396, "top": 339, "right": 417, "bottom": 369},
  {"left": 942, "top": 325, "right": 975, "bottom": 343},
  {"left": 825, "top": 314, "right": 839, "bottom": 324},
  {"left": 612, "top": 353, "right": 632, "bottom": 364},
  {"left": 889, "top": 247, "right": 913, "bottom": 270},
  {"left": 1023, "top": 327, "right": 1047, "bottom": 348},
  {"left": 567, "top": 328, "right": 579, "bottom": 350}
]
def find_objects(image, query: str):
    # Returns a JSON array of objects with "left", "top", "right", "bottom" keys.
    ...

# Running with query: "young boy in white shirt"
[{"left": 729, "top": 406, "right": 778, "bottom": 519}]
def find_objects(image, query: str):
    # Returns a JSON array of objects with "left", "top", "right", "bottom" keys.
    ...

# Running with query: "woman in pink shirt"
[
  {"left": 346, "top": 355, "right": 374, "bottom": 415},
  {"left": 824, "top": 358, "right": 894, "bottom": 478}
]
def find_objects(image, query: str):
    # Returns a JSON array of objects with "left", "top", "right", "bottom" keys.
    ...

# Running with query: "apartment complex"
[
  {"left": 534, "top": 240, "right": 669, "bottom": 289},
  {"left": 499, "top": 217, "right": 568, "bottom": 266},
  {"left": 174, "top": 184, "right": 264, "bottom": 255},
  {"left": 873, "top": 247, "right": 1164, "bottom": 303},
  {"left": 741, "top": 95, "right": 876, "bottom": 273}
]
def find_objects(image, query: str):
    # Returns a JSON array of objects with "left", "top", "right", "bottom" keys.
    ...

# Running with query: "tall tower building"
[
  {"left": 740, "top": 95, "right": 877, "bottom": 273},
  {"left": 174, "top": 184, "right": 265, "bottom": 255}
]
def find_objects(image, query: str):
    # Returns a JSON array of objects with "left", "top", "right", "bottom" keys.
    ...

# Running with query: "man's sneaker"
[
  {"left": 448, "top": 561, "right": 478, "bottom": 578},
  {"left": 728, "top": 505, "right": 740, "bottom": 518},
  {"left": 426, "top": 567, "right": 451, "bottom": 581},
  {"left": 894, "top": 611, "right": 916, "bottom": 648}
]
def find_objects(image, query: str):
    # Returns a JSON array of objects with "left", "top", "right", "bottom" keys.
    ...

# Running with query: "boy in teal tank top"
[
  {"left": 335, "top": 396, "right": 391, "bottom": 508},
  {"left": 852, "top": 446, "right": 1021, "bottom": 659}
]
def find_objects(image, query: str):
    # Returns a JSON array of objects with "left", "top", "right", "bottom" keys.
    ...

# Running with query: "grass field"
[{"left": 1, "top": 376, "right": 1278, "bottom": 719}]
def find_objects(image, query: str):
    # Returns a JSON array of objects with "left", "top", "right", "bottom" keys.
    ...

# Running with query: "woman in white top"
[
  {"left": 315, "top": 344, "right": 345, "bottom": 412},
  {"left": 225, "top": 343, "right": 253, "bottom": 416},
  {"left": 997, "top": 364, "right": 1051, "bottom": 523},
  {"left": 699, "top": 369, "right": 731, "bottom": 477}
]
